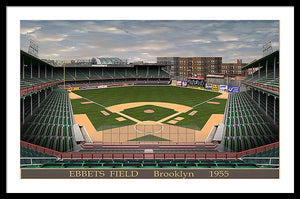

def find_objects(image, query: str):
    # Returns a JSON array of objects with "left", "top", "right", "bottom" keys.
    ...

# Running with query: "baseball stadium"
[{"left": 20, "top": 49, "right": 279, "bottom": 170}]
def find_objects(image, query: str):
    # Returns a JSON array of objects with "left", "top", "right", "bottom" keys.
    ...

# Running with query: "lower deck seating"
[
  {"left": 222, "top": 92, "right": 279, "bottom": 152},
  {"left": 21, "top": 88, "right": 75, "bottom": 152}
]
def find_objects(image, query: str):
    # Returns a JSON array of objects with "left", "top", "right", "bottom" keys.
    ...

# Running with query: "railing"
[
  {"left": 241, "top": 157, "right": 279, "bottom": 167},
  {"left": 241, "top": 80, "right": 279, "bottom": 93},
  {"left": 20, "top": 157, "right": 58, "bottom": 167},
  {"left": 20, "top": 78, "right": 170, "bottom": 96},
  {"left": 20, "top": 80, "right": 62, "bottom": 96},
  {"left": 20, "top": 140, "right": 279, "bottom": 160}
]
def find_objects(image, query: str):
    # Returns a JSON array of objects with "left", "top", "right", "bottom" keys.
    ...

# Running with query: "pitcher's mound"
[{"left": 144, "top": 109, "right": 155, "bottom": 113}]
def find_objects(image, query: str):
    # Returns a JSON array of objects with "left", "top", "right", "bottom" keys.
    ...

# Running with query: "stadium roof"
[
  {"left": 242, "top": 50, "right": 279, "bottom": 70},
  {"left": 94, "top": 57, "right": 125, "bottom": 65},
  {"left": 21, "top": 50, "right": 55, "bottom": 67}
]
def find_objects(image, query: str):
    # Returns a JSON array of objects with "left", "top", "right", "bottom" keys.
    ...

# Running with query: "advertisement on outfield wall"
[
  {"left": 205, "top": 83, "right": 212, "bottom": 90},
  {"left": 212, "top": 84, "right": 219, "bottom": 91},
  {"left": 171, "top": 80, "right": 177, "bottom": 86},
  {"left": 228, "top": 86, "right": 240, "bottom": 92},
  {"left": 181, "top": 81, "right": 187, "bottom": 87},
  {"left": 67, "top": 87, "right": 80, "bottom": 91},
  {"left": 219, "top": 85, "right": 228, "bottom": 92},
  {"left": 96, "top": 85, "right": 108, "bottom": 88},
  {"left": 176, "top": 80, "right": 182, "bottom": 86}
]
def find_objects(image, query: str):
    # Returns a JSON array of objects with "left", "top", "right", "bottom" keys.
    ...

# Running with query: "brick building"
[
  {"left": 157, "top": 57, "right": 247, "bottom": 79},
  {"left": 221, "top": 59, "right": 247, "bottom": 75},
  {"left": 178, "top": 57, "right": 222, "bottom": 78}
]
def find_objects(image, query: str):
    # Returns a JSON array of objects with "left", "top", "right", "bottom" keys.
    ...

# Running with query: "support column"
[
  {"left": 258, "top": 91, "right": 261, "bottom": 107},
  {"left": 22, "top": 98, "right": 25, "bottom": 124},
  {"left": 147, "top": 66, "right": 149, "bottom": 77},
  {"left": 266, "top": 60, "right": 268, "bottom": 78},
  {"left": 273, "top": 97, "right": 276, "bottom": 124},
  {"left": 274, "top": 56, "right": 276, "bottom": 80},
  {"left": 30, "top": 94, "right": 32, "bottom": 116},
  {"left": 136, "top": 66, "right": 138, "bottom": 76},
  {"left": 266, "top": 94, "right": 268, "bottom": 116},
  {"left": 114, "top": 68, "right": 115, "bottom": 77},
  {"left": 38, "top": 62, "right": 40, "bottom": 78},
  {"left": 88, "top": 68, "right": 90, "bottom": 78},
  {"left": 38, "top": 91, "right": 40, "bottom": 107},
  {"left": 252, "top": 65, "right": 253, "bottom": 78},
  {"left": 51, "top": 67, "right": 53, "bottom": 79},
  {"left": 75, "top": 67, "right": 76, "bottom": 78},
  {"left": 45, "top": 65, "right": 47, "bottom": 78},
  {"left": 22, "top": 55, "right": 25, "bottom": 79},
  {"left": 30, "top": 59, "right": 32, "bottom": 79},
  {"left": 158, "top": 66, "right": 160, "bottom": 77}
]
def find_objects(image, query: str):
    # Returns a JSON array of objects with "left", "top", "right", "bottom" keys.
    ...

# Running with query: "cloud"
[
  {"left": 189, "top": 39, "right": 212, "bottom": 43},
  {"left": 20, "top": 26, "right": 41, "bottom": 35},
  {"left": 217, "top": 34, "right": 240, "bottom": 42},
  {"left": 20, "top": 20, "right": 279, "bottom": 63}
]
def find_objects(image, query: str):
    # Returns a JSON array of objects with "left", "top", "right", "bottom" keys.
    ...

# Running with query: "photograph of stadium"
[{"left": 19, "top": 19, "right": 280, "bottom": 179}]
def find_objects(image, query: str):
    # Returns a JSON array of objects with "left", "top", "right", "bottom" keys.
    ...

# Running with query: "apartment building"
[
  {"left": 221, "top": 59, "right": 247, "bottom": 75},
  {"left": 178, "top": 57, "right": 222, "bottom": 78}
]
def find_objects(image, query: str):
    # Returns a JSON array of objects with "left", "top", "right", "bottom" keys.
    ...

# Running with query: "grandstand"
[
  {"left": 242, "top": 50, "right": 279, "bottom": 126},
  {"left": 21, "top": 88, "right": 75, "bottom": 152},
  {"left": 219, "top": 50, "right": 279, "bottom": 153},
  {"left": 221, "top": 92, "right": 278, "bottom": 152},
  {"left": 20, "top": 50, "right": 170, "bottom": 124},
  {"left": 20, "top": 49, "right": 279, "bottom": 171}
]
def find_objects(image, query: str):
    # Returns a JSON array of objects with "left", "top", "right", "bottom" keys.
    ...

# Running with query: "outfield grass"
[{"left": 72, "top": 86, "right": 221, "bottom": 107}]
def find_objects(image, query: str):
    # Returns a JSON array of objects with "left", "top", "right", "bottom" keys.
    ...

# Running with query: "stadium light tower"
[
  {"left": 27, "top": 32, "right": 39, "bottom": 58},
  {"left": 262, "top": 41, "right": 273, "bottom": 57}
]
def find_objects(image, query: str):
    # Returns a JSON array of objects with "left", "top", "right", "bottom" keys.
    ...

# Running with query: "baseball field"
[{"left": 70, "top": 85, "right": 228, "bottom": 143}]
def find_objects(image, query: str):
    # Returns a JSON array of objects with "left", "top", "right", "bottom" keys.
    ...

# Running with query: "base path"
[
  {"left": 73, "top": 114, "right": 102, "bottom": 141},
  {"left": 195, "top": 114, "right": 224, "bottom": 141},
  {"left": 216, "top": 92, "right": 229, "bottom": 99},
  {"left": 69, "top": 92, "right": 82, "bottom": 100},
  {"left": 106, "top": 102, "right": 192, "bottom": 113}
]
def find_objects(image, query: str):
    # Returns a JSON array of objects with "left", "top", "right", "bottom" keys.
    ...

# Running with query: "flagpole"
[{"left": 226, "top": 74, "right": 228, "bottom": 92}]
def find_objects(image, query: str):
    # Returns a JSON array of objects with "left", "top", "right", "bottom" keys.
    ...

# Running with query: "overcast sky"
[{"left": 20, "top": 20, "right": 279, "bottom": 63}]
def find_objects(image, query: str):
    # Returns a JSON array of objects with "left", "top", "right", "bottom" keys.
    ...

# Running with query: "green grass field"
[
  {"left": 71, "top": 98, "right": 135, "bottom": 130},
  {"left": 72, "top": 86, "right": 220, "bottom": 107},
  {"left": 71, "top": 86, "right": 227, "bottom": 131},
  {"left": 162, "top": 98, "right": 227, "bottom": 130}
]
